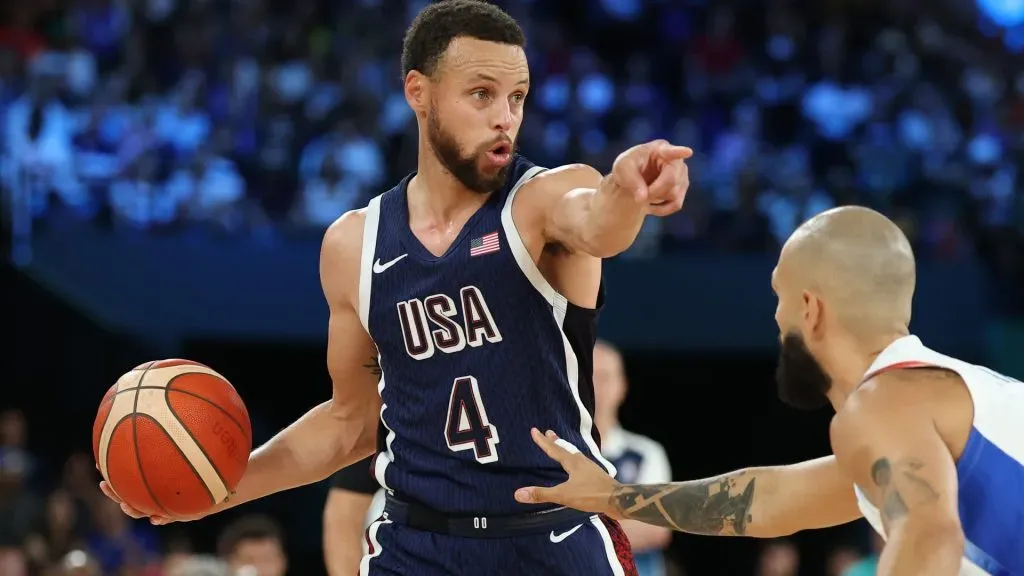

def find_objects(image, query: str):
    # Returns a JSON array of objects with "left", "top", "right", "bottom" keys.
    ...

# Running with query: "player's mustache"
[{"left": 483, "top": 135, "right": 514, "bottom": 150}]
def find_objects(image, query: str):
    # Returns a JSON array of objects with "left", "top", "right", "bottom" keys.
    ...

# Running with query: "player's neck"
[
  {"left": 410, "top": 148, "right": 490, "bottom": 223},
  {"left": 825, "top": 331, "right": 907, "bottom": 409}
]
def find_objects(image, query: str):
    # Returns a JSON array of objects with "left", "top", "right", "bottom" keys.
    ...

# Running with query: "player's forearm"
[
  {"left": 878, "top": 519, "right": 964, "bottom": 576},
  {"left": 608, "top": 466, "right": 794, "bottom": 538},
  {"left": 620, "top": 519, "right": 672, "bottom": 552},
  {"left": 217, "top": 400, "right": 375, "bottom": 512},
  {"left": 577, "top": 175, "right": 648, "bottom": 257}
]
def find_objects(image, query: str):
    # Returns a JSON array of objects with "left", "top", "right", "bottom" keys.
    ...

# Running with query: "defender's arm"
[
  {"left": 832, "top": 373, "right": 964, "bottom": 576},
  {"left": 217, "top": 211, "right": 382, "bottom": 512},
  {"left": 516, "top": 430, "right": 861, "bottom": 538},
  {"left": 608, "top": 455, "right": 861, "bottom": 538}
]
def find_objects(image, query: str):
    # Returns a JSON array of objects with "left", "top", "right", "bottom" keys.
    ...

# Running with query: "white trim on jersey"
[
  {"left": 500, "top": 167, "right": 617, "bottom": 477},
  {"left": 358, "top": 516, "right": 392, "bottom": 576},
  {"left": 357, "top": 195, "right": 396, "bottom": 491},
  {"left": 358, "top": 195, "right": 382, "bottom": 331},
  {"left": 373, "top": 369, "right": 395, "bottom": 491}
]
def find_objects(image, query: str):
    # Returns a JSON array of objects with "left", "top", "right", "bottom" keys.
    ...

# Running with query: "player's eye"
[
  {"left": 471, "top": 89, "right": 490, "bottom": 101},
  {"left": 510, "top": 92, "right": 525, "bottom": 103}
]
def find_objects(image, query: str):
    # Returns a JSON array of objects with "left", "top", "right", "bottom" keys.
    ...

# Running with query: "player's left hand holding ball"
[{"left": 514, "top": 428, "right": 622, "bottom": 517}]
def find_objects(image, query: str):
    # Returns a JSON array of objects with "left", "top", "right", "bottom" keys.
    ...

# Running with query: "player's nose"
[{"left": 491, "top": 102, "right": 514, "bottom": 132}]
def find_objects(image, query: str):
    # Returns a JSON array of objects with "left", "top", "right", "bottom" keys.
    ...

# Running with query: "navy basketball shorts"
[{"left": 359, "top": 514, "right": 637, "bottom": 575}]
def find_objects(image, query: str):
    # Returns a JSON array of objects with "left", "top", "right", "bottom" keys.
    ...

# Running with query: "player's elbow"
[
  {"left": 324, "top": 399, "right": 378, "bottom": 466},
  {"left": 902, "top": 515, "right": 964, "bottom": 557}
]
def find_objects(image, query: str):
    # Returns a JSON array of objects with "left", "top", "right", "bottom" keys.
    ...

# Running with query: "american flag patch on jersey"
[{"left": 469, "top": 231, "right": 500, "bottom": 257}]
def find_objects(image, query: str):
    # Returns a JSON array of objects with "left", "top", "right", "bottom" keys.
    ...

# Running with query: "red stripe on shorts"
[{"left": 599, "top": 515, "right": 639, "bottom": 576}]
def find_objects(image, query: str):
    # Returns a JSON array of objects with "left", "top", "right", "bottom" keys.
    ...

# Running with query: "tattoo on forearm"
[
  {"left": 363, "top": 356, "right": 382, "bottom": 377},
  {"left": 870, "top": 457, "right": 940, "bottom": 523},
  {"left": 609, "top": 473, "right": 756, "bottom": 535}
]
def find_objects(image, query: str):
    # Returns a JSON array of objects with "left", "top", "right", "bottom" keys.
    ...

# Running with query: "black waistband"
[{"left": 382, "top": 493, "right": 593, "bottom": 539}]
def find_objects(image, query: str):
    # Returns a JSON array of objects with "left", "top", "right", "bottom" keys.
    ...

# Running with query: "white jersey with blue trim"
[{"left": 853, "top": 335, "right": 1024, "bottom": 576}]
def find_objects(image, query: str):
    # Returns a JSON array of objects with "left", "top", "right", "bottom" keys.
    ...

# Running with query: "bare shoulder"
[
  {"left": 511, "top": 163, "right": 602, "bottom": 247},
  {"left": 518, "top": 164, "right": 602, "bottom": 203},
  {"left": 320, "top": 209, "right": 367, "bottom": 307},
  {"left": 831, "top": 367, "right": 971, "bottom": 459}
]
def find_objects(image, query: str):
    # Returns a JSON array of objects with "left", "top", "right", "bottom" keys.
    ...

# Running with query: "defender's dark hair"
[
  {"left": 216, "top": 514, "right": 284, "bottom": 558},
  {"left": 401, "top": 0, "right": 526, "bottom": 78}
]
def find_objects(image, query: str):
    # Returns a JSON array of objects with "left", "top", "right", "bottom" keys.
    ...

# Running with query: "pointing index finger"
[{"left": 657, "top": 145, "right": 694, "bottom": 161}]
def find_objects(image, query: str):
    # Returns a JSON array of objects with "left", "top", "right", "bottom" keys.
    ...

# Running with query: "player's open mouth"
[{"left": 486, "top": 143, "right": 512, "bottom": 166}]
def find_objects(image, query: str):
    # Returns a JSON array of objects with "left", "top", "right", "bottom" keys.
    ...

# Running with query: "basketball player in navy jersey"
[
  {"left": 99, "top": 1, "right": 692, "bottom": 574},
  {"left": 518, "top": 206, "right": 1024, "bottom": 576}
]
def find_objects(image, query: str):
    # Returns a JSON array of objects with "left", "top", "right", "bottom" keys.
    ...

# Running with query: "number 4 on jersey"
[{"left": 445, "top": 376, "right": 500, "bottom": 463}]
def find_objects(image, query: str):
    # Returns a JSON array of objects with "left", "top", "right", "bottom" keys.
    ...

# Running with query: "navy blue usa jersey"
[{"left": 356, "top": 155, "right": 615, "bottom": 515}]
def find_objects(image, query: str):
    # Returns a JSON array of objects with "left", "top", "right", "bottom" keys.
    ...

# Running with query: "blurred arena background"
[{"left": 4, "top": 0, "right": 1024, "bottom": 574}]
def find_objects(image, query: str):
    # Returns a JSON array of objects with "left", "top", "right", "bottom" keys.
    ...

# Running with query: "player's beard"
[
  {"left": 775, "top": 332, "right": 832, "bottom": 410},
  {"left": 427, "top": 102, "right": 514, "bottom": 194}
]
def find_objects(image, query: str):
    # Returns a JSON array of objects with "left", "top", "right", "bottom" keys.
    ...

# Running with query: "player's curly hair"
[{"left": 401, "top": 0, "right": 526, "bottom": 78}]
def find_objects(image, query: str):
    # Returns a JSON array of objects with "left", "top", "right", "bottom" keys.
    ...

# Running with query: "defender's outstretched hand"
[
  {"left": 609, "top": 140, "right": 693, "bottom": 217},
  {"left": 514, "top": 428, "right": 621, "bottom": 517}
]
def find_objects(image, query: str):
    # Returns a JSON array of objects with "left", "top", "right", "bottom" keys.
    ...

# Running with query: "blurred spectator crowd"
[
  {"left": 2, "top": 0, "right": 1024, "bottom": 297},
  {"left": 0, "top": 408, "right": 291, "bottom": 576}
]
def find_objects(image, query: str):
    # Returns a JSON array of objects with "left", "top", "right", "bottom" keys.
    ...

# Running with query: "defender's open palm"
[{"left": 514, "top": 428, "right": 621, "bottom": 517}]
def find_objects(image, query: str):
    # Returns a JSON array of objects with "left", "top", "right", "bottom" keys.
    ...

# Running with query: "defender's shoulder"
[{"left": 833, "top": 368, "right": 963, "bottom": 439}]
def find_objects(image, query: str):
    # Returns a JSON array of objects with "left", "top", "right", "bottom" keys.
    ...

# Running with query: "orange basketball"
[{"left": 92, "top": 359, "right": 252, "bottom": 517}]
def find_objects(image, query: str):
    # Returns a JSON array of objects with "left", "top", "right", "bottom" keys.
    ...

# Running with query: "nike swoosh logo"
[
  {"left": 549, "top": 524, "right": 582, "bottom": 543},
  {"left": 373, "top": 254, "right": 408, "bottom": 274}
]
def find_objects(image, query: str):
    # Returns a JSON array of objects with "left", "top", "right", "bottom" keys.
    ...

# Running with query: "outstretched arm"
[
  {"left": 514, "top": 141, "right": 692, "bottom": 259},
  {"left": 516, "top": 429, "right": 861, "bottom": 538},
  {"left": 832, "top": 372, "right": 964, "bottom": 576}
]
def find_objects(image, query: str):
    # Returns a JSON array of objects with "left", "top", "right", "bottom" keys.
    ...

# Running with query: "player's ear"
[
  {"left": 404, "top": 70, "right": 428, "bottom": 114},
  {"left": 801, "top": 290, "right": 825, "bottom": 341}
]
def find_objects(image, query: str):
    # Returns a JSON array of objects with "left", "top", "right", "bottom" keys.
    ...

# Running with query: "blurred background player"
[
  {"left": 323, "top": 456, "right": 383, "bottom": 576},
  {"left": 593, "top": 341, "right": 673, "bottom": 576},
  {"left": 216, "top": 515, "right": 287, "bottom": 576}
]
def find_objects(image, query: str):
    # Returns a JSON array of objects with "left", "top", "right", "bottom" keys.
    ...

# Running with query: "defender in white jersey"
[{"left": 516, "top": 206, "right": 1023, "bottom": 576}]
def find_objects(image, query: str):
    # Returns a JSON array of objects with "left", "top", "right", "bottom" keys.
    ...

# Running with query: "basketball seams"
[
  {"left": 135, "top": 412, "right": 216, "bottom": 509},
  {"left": 164, "top": 373, "right": 250, "bottom": 442},
  {"left": 106, "top": 382, "right": 252, "bottom": 444},
  {"left": 97, "top": 369, "right": 147, "bottom": 488},
  {"left": 131, "top": 364, "right": 171, "bottom": 516},
  {"left": 163, "top": 388, "right": 232, "bottom": 499},
  {"left": 134, "top": 388, "right": 230, "bottom": 503},
  {"left": 96, "top": 359, "right": 247, "bottom": 516}
]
